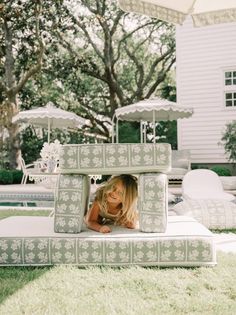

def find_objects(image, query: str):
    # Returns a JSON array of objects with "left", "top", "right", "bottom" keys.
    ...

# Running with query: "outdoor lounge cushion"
[
  {"left": 0, "top": 216, "right": 216, "bottom": 267},
  {"left": 54, "top": 174, "right": 90, "bottom": 233},
  {"left": 138, "top": 173, "right": 168, "bottom": 232},
  {"left": 182, "top": 169, "right": 235, "bottom": 202},
  {"left": 55, "top": 172, "right": 168, "bottom": 234},
  {"left": 173, "top": 199, "right": 236, "bottom": 229},
  {"left": 54, "top": 143, "right": 171, "bottom": 234},
  {"left": 59, "top": 143, "right": 171, "bottom": 174}
]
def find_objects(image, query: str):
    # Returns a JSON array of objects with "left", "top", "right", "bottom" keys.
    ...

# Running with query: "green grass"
[
  {"left": 211, "top": 228, "right": 236, "bottom": 233},
  {"left": 0, "top": 267, "right": 50, "bottom": 305},
  {"left": 0, "top": 254, "right": 235, "bottom": 315},
  {"left": 0, "top": 210, "right": 235, "bottom": 314},
  {"left": 0, "top": 209, "right": 52, "bottom": 220}
]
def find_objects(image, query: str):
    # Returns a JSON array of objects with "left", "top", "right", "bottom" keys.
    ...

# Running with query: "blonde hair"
[{"left": 95, "top": 174, "right": 138, "bottom": 225}]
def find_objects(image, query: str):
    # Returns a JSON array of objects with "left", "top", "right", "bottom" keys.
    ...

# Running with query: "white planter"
[{"left": 220, "top": 176, "right": 236, "bottom": 190}]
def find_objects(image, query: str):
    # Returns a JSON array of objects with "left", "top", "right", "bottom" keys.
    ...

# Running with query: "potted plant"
[{"left": 40, "top": 140, "right": 61, "bottom": 173}]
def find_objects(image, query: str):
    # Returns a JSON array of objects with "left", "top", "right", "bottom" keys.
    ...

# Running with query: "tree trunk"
[
  {"left": 5, "top": 99, "right": 20, "bottom": 169},
  {"left": 1, "top": 0, "right": 44, "bottom": 168}
]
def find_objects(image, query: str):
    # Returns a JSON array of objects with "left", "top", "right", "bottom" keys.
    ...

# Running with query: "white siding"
[{"left": 176, "top": 17, "right": 236, "bottom": 164}]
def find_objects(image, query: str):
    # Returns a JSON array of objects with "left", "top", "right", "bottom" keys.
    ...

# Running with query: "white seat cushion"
[
  {"left": 182, "top": 169, "right": 235, "bottom": 202},
  {"left": 0, "top": 216, "right": 216, "bottom": 267}
]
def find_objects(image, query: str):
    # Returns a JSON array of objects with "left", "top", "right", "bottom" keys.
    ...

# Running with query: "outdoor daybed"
[
  {"left": 173, "top": 169, "right": 236, "bottom": 229},
  {"left": 0, "top": 143, "right": 216, "bottom": 267}
]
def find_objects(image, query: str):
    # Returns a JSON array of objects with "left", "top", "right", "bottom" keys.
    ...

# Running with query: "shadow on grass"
[
  {"left": 0, "top": 210, "right": 53, "bottom": 304},
  {"left": 0, "top": 266, "right": 52, "bottom": 305}
]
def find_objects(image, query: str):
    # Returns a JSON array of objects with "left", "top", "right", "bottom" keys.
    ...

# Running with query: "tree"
[
  {"left": 52, "top": 0, "right": 176, "bottom": 140},
  {"left": 221, "top": 121, "right": 236, "bottom": 166},
  {"left": 0, "top": 0, "right": 176, "bottom": 167},
  {"left": 0, "top": 0, "right": 66, "bottom": 168},
  {"left": 0, "top": 0, "right": 45, "bottom": 168}
]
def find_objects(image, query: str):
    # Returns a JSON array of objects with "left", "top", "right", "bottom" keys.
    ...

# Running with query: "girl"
[{"left": 85, "top": 174, "right": 138, "bottom": 233}]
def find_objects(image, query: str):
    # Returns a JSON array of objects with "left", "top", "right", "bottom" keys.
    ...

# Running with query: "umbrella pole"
[
  {"left": 144, "top": 123, "right": 146, "bottom": 143},
  {"left": 111, "top": 114, "right": 115, "bottom": 143},
  {"left": 153, "top": 110, "right": 156, "bottom": 143},
  {"left": 140, "top": 121, "right": 143, "bottom": 143},
  {"left": 48, "top": 118, "right": 50, "bottom": 143},
  {"left": 116, "top": 118, "right": 119, "bottom": 143}
]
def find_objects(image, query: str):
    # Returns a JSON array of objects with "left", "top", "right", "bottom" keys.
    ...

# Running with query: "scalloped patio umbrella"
[
  {"left": 112, "top": 97, "right": 193, "bottom": 143},
  {"left": 12, "top": 102, "right": 87, "bottom": 143},
  {"left": 118, "top": 0, "right": 236, "bottom": 27}
]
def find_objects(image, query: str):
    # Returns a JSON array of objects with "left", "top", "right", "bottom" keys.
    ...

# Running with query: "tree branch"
[
  {"left": 14, "top": 0, "right": 44, "bottom": 94},
  {"left": 55, "top": 30, "right": 108, "bottom": 83},
  {"left": 143, "top": 48, "right": 174, "bottom": 87}
]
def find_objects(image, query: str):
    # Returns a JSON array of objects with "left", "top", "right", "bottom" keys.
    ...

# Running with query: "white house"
[{"left": 176, "top": 18, "right": 236, "bottom": 165}]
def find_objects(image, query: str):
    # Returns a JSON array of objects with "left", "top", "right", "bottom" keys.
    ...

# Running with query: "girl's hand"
[
  {"left": 125, "top": 221, "right": 136, "bottom": 229},
  {"left": 99, "top": 225, "right": 111, "bottom": 233}
]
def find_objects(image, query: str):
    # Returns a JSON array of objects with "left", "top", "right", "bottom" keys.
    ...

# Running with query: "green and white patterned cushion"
[
  {"left": 173, "top": 199, "right": 236, "bottom": 229},
  {"left": 59, "top": 143, "right": 171, "bottom": 174},
  {"left": 138, "top": 173, "right": 168, "bottom": 232},
  {"left": 0, "top": 216, "right": 216, "bottom": 267},
  {"left": 55, "top": 143, "right": 171, "bottom": 234},
  {"left": 54, "top": 174, "right": 90, "bottom": 233}
]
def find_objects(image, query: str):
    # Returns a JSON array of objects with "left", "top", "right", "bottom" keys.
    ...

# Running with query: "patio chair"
[
  {"left": 182, "top": 169, "right": 235, "bottom": 202},
  {"left": 19, "top": 157, "right": 43, "bottom": 184}
]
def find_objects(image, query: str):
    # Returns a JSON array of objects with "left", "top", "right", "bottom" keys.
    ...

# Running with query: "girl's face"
[{"left": 106, "top": 180, "right": 124, "bottom": 205}]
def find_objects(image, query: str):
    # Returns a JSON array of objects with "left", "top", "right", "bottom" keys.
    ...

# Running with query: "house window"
[
  {"left": 225, "top": 92, "right": 236, "bottom": 107},
  {"left": 224, "top": 71, "right": 236, "bottom": 107}
]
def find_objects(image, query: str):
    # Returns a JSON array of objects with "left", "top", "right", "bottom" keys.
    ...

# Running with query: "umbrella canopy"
[
  {"left": 118, "top": 0, "right": 236, "bottom": 27},
  {"left": 113, "top": 97, "right": 193, "bottom": 143},
  {"left": 12, "top": 102, "right": 87, "bottom": 143}
]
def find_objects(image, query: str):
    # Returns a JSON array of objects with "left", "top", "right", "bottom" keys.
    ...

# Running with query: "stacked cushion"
[
  {"left": 54, "top": 174, "right": 90, "bottom": 233},
  {"left": 0, "top": 216, "right": 216, "bottom": 267},
  {"left": 55, "top": 143, "right": 171, "bottom": 234},
  {"left": 59, "top": 143, "right": 171, "bottom": 174},
  {"left": 138, "top": 173, "right": 168, "bottom": 232}
]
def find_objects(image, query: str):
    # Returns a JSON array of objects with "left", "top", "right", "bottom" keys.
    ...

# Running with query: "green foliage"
[
  {"left": 0, "top": 169, "right": 23, "bottom": 184},
  {"left": 0, "top": 170, "right": 13, "bottom": 184},
  {"left": 155, "top": 121, "right": 177, "bottom": 149},
  {"left": 160, "top": 83, "right": 176, "bottom": 102},
  {"left": 210, "top": 166, "right": 232, "bottom": 176},
  {"left": 156, "top": 79, "right": 177, "bottom": 148},
  {"left": 20, "top": 127, "right": 45, "bottom": 164},
  {"left": 118, "top": 122, "right": 140, "bottom": 143},
  {"left": 191, "top": 164, "right": 209, "bottom": 170},
  {"left": 221, "top": 121, "right": 236, "bottom": 164},
  {"left": 11, "top": 170, "right": 23, "bottom": 184}
]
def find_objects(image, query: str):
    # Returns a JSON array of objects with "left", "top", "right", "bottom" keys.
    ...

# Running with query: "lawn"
[{"left": 0, "top": 210, "right": 235, "bottom": 315}]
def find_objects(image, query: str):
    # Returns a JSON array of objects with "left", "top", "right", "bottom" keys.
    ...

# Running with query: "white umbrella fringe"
[
  {"left": 12, "top": 102, "right": 87, "bottom": 143},
  {"left": 112, "top": 97, "right": 193, "bottom": 143},
  {"left": 118, "top": 0, "right": 236, "bottom": 27}
]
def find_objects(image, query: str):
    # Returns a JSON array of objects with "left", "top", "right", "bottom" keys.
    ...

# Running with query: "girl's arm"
[{"left": 85, "top": 201, "right": 111, "bottom": 233}]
